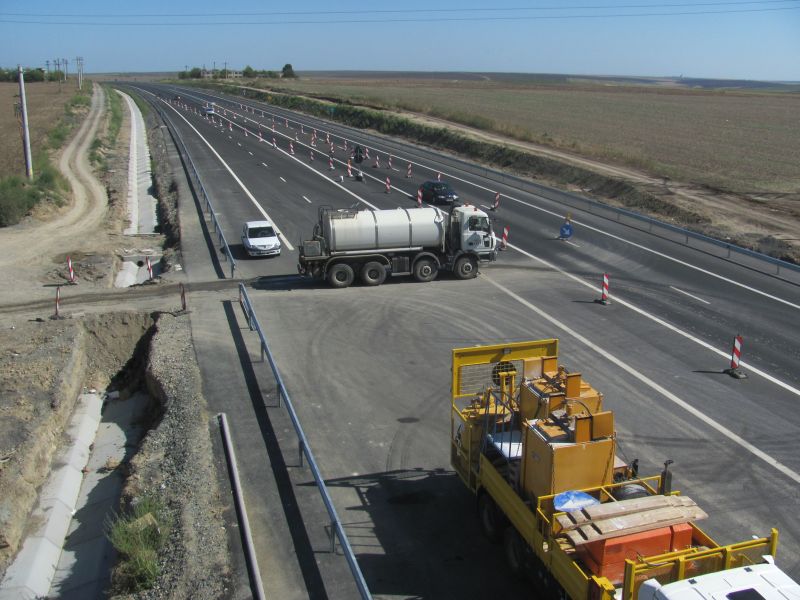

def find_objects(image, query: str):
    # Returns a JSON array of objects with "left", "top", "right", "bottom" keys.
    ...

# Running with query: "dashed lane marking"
[{"left": 670, "top": 286, "right": 711, "bottom": 305}]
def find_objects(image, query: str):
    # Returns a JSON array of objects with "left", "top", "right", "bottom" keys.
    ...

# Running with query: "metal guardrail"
[
  {"left": 237, "top": 283, "right": 372, "bottom": 600},
  {"left": 154, "top": 98, "right": 237, "bottom": 278}
]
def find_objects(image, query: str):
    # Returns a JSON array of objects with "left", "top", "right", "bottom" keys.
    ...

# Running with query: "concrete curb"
[{"left": 0, "top": 393, "right": 102, "bottom": 600}]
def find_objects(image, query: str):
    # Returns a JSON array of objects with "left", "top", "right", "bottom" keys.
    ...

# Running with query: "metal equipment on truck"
[
  {"left": 297, "top": 205, "right": 496, "bottom": 287},
  {"left": 450, "top": 339, "right": 798, "bottom": 600}
]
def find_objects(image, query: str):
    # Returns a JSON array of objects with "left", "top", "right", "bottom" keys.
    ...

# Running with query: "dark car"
[{"left": 419, "top": 181, "right": 459, "bottom": 205}]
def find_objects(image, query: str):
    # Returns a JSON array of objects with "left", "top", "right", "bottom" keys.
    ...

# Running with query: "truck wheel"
[
  {"left": 328, "top": 263, "right": 355, "bottom": 288},
  {"left": 413, "top": 258, "right": 438, "bottom": 283},
  {"left": 360, "top": 261, "right": 386, "bottom": 286},
  {"left": 454, "top": 256, "right": 478, "bottom": 280},
  {"left": 503, "top": 527, "right": 526, "bottom": 578},
  {"left": 478, "top": 492, "right": 505, "bottom": 543}
]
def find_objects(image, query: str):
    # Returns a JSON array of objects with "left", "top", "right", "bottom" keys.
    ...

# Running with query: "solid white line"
[
  {"left": 670, "top": 286, "right": 710, "bottom": 304},
  {"left": 483, "top": 274, "right": 800, "bottom": 486},
  {"left": 502, "top": 239, "right": 800, "bottom": 399},
  {"left": 162, "top": 102, "right": 295, "bottom": 251},
  {"left": 279, "top": 177, "right": 286, "bottom": 183},
  {"left": 302, "top": 196, "right": 312, "bottom": 204},
  {"left": 564, "top": 240, "right": 581, "bottom": 248}
]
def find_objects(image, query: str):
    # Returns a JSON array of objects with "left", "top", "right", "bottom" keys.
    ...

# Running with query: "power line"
[
  {"left": 1, "top": 0, "right": 798, "bottom": 18},
  {"left": 0, "top": 5, "right": 798, "bottom": 25}
]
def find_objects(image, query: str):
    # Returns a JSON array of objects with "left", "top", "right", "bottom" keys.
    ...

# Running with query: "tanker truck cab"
[{"left": 453, "top": 205, "right": 494, "bottom": 255}]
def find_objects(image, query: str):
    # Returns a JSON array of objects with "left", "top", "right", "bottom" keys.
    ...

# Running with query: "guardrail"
[
  {"left": 237, "top": 283, "right": 372, "bottom": 599},
  {"left": 154, "top": 98, "right": 237, "bottom": 278}
]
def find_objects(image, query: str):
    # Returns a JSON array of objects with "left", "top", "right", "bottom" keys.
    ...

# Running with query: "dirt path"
[{"left": 0, "top": 84, "right": 127, "bottom": 304}]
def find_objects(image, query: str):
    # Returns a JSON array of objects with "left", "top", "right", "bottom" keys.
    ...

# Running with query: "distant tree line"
[
  {"left": 0, "top": 67, "right": 65, "bottom": 82},
  {"left": 177, "top": 63, "right": 296, "bottom": 79}
]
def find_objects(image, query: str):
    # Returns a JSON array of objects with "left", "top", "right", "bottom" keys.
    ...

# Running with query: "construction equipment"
[
  {"left": 450, "top": 339, "right": 798, "bottom": 600},
  {"left": 297, "top": 205, "right": 495, "bottom": 287}
]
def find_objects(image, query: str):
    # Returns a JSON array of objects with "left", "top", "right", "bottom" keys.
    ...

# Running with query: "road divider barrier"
[{"left": 596, "top": 273, "right": 610, "bottom": 305}]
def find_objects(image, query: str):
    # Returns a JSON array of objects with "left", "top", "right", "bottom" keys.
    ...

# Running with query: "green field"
[{"left": 256, "top": 77, "right": 800, "bottom": 195}]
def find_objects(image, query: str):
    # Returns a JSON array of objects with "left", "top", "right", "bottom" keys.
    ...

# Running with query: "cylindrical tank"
[{"left": 323, "top": 208, "right": 445, "bottom": 252}]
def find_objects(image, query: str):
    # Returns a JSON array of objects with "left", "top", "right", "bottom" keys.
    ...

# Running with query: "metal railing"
[
  {"left": 155, "top": 98, "right": 237, "bottom": 278},
  {"left": 237, "top": 283, "right": 372, "bottom": 599}
]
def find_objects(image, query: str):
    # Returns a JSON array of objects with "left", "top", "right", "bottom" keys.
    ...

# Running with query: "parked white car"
[{"left": 241, "top": 220, "right": 281, "bottom": 257}]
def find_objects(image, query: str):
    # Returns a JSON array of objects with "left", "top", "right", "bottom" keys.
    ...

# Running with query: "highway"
[{"left": 131, "top": 82, "right": 800, "bottom": 599}]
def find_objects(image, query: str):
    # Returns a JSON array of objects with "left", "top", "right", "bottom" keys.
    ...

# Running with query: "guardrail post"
[
  {"left": 298, "top": 439, "right": 305, "bottom": 467},
  {"left": 231, "top": 260, "right": 236, "bottom": 279},
  {"left": 330, "top": 523, "right": 337, "bottom": 553},
  {"left": 261, "top": 340, "right": 266, "bottom": 362}
]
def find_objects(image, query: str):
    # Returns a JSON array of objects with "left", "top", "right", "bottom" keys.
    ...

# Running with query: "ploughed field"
[{"left": 264, "top": 77, "right": 800, "bottom": 196}]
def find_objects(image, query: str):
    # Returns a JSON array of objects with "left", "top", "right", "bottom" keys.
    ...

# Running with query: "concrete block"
[
  {"left": 62, "top": 441, "right": 91, "bottom": 472},
  {"left": 65, "top": 414, "right": 100, "bottom": 450},
  {"left": 0, "top": 535, "right": 61, "bottom": 597},
  {"left": 39, "top": 463, "right": 83, "bottom": 508},
  {"left": 30, "top": 497, "right": 73, "bottom": 547}
]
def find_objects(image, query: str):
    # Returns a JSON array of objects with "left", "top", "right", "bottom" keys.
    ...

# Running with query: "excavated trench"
[{"left": 0, "top": 311, "right": 157, "bottom": 595}]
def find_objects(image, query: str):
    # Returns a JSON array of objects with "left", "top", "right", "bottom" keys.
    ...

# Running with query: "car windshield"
[
  {"left": 433, "top": 183, "right": 452, "bottom": 193},
  {"left": 468, "top": 216, "right": 491, "bottom": 233},
  {"left": 249, "top": 227, "right": 275, "bottom": 238}
]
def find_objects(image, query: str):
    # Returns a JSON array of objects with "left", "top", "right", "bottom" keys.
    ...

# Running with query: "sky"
[{"left": 1, "top": 1, "right": 799, "bottom": 81}]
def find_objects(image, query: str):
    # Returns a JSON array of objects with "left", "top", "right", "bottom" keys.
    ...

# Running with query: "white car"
[
  {"left": 204, "top": 103, "right": 216, "bottom": 115},
  {"left": 242, "top": 220, "right": 281, "bottom": 257}
]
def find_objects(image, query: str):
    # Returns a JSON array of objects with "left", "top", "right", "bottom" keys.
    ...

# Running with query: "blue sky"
[{"left": 1, "top": 1, "right": 798, "bottom": 80}]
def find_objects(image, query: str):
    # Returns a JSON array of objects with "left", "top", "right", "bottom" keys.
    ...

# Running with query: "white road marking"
[
  {"left": 237, "top": 142, "right": 242, "bottom": 147},
  {"left": 261, "top": 162, "right": 268, "bottom": 168},
  {"left": 162, "top": 102, "right": 294, "bottom": 251},
  {"left": 483, "top": 274, "right": 800, "bottom": 486},
  {"left": 302, "top": 196, "right": 312, "bottom": 204},
  {"left": 502, "top": 238, "right": 800, "bottom": 399},
  {"left": 563, "top": 240, "right": 581, "bottom": 248},
  {"left": 280, "top": 177, "right": 286, "bottom": 183},
  {"left": 670, "top": 286, "right": 710, "bottom": 304},
  {"left": 248, "top": 151, "right": 253, "bottom": 156}
]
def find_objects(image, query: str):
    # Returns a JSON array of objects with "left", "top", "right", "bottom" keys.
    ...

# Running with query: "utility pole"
[
  {"left": 76, "top": 57, "right": 83, "bottom": 90},
  {"left": 45, "top": 59, "right": 50, "bottom": 80},
  {"left": 17, "top": 66, "right": 34, "bottom": 180},
  {"left": 63, "top": 58, "right": 68, "bottom": 81},
  {"left": 224, "top": 61, "right": 227, "bottom": 79}
]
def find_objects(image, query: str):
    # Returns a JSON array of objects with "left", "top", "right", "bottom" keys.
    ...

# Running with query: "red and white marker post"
[
  {"left": 289, "top": 142, "right": 295, "bottom": 155},
  {"left": 347, "top": 160, "right": 353, "bottom": 177},
  {"left": 295, "top": 133, "right": 299, "bottom": 141},
  {"left": 417, "top": 189, "right": 423, "bottom": 207},
  {"left": 374, "top": 155, "right": 380, "bottom": 168},
  {"left": 388, "top": 155, "right": 393, "bottom": 169},
  {"left": 146, "top": 256, "right": 154, "bottom": 280},
  {"left": 54, "top": 286, "right": 62, "bottom": 318},
  {"left": 310, "top": 150, "right": 314, "bottom": 161},
  {"left": 329, "top": 156, "right": 335, "bottom": 171},
  {"left": 285, "top": 118, "right": 289, "bottom": 127},
  {"left": 725, "top": 334, "right": 747, "bottom": 378},
  {"left": 437, "top": 172, "right": 442, "bottom": 181},
  {"left": 272, "top": 137, "right": 277, "bottom": 149},
  {"left": 596, "top": 273, "right": 610, "bottom": 305},
  {"left": 500, "top": 226, "right": 509, "bottom": 250},
  {"left": 365, "top": 147, "right": 370, "bottom": 159},
  {"left": 326, "top": 132, "right": 330, "bottom": 144},
  {"left": 492, "top": 192, "right": 501, "bottom": 211},
  {"left": 406, "top": 163, "right": 412, "bottom": 178},
  {"left": 66, "top": 256, "right": 76, "bottom": 284},
  {"left": 385, "top": 177, "right": 391, "bottom": 193}
]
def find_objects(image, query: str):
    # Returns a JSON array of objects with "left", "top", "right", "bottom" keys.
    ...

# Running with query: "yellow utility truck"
[{"left": 450, "top": 339, "right": 798, "bottom": 600}]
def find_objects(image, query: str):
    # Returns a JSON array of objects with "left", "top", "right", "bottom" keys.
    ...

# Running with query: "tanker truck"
[{"left": 297, "top": 205, "right": 496, "bottom": 287}]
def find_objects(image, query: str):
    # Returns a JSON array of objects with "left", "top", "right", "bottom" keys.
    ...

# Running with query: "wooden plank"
[{"left": 567, "top": 512, "right": 706, "bottom": 546}]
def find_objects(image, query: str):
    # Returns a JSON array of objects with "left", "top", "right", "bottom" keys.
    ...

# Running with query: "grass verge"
[{"left": 106, "top": 494, "right": 170, "bottom": 593}]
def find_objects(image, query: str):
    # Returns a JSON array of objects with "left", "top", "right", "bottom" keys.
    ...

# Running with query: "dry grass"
[
  {"left": 265, "top": 78, "right": 800, "bottom": 195},
  {"left": 0, "top": 81, "right": 79, "bottom": 178}
]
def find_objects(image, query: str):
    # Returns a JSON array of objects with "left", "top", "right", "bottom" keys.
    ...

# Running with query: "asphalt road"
[{"left": 130, "top": 83, "right": 800, "bottom": 598}]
